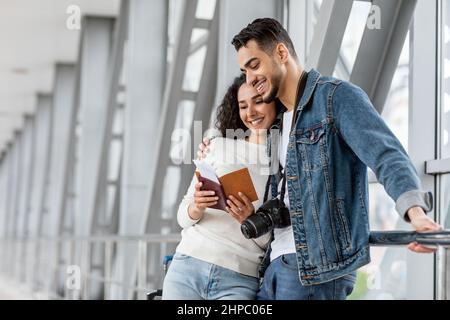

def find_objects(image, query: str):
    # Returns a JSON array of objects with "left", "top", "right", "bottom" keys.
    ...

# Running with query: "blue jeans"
[
  {"left": 162, "top": 252, "right": 259, "bottom": 300},
  {"left": 257, "top": 254, "right": 356, "bottom": 300}
]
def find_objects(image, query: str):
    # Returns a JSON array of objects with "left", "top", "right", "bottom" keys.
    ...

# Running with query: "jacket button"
[{"left": 309, "top": 130, "right": 315, "bottom": 141}]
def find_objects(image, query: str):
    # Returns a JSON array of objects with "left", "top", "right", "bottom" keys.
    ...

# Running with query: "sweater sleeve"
[{"left": 177, "top": 174, "right": 201, "bottom": 229}]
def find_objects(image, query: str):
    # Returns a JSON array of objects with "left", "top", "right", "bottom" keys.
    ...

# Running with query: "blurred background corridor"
[{"left": 0, "top": 0, "right": 449, "bottom": 300}]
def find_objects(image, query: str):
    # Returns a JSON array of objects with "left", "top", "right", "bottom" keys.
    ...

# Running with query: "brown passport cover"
[{"left": 195, "top": 168, "right": 258, "bottom": 211}]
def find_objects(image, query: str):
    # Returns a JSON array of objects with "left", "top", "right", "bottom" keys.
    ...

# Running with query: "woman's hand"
[
  {"left": 197, "top": 137, "right": 211, "bottom": 159},
  {"left": 226, "top": 192, "right": 255, "bottom": 224},
  {"left": 188, "top": 182, "right": 218, "bottom": 220}
]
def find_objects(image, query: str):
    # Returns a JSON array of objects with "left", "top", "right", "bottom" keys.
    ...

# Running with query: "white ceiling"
[{"left": 0, "top": 0, "right": 119, "bottom": 153}]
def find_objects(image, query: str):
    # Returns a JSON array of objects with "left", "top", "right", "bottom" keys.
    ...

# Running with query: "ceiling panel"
[{"left": 0, "top": 0, "right": 120, "bottom": 153}]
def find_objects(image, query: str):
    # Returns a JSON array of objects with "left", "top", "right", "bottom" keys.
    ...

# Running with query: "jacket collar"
[
  {"left": 269, "top": 68, "right": 321, "bottom": 131},
  {"left": 297, "top": 68, "right": 321, "bottom": 111}
]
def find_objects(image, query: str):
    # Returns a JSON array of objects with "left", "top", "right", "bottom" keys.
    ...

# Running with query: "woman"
[{"left": 162, "top": 75, "right": 282, "bottom": 300}]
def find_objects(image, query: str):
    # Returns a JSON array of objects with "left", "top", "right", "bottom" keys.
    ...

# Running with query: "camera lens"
[
  {"left": 240, "top": 222, "right": 255, "bottom": 239},
  {"left": 240, "top": 199, "right": 291, "bottom": 239},
  {"left": 240, "top": 211, "right": 273, "bottom": 239}
]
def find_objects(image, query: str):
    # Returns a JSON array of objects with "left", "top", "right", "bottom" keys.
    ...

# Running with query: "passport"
[{"left": 193, "top": 160, "right": 258, "bottom": 211}]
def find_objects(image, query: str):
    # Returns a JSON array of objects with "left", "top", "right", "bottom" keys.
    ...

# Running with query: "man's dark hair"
[{"left": 231, "top": 18, "right": 298, "bottom": 60}]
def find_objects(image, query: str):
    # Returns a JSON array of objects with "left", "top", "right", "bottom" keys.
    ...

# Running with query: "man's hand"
[
  {"left": 407, "top": 206, "right": 442, "bottom": 253},
  {"left": 196, "top": 137, "right": 210, "bottom": 159},
  {"left": 226, "top": 192, "right": 255, "bottom": 224}
]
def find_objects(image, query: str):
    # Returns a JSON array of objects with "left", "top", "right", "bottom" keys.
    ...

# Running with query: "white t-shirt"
[{"left": 270, "top": 110, "right": 297, "bottom": 261}]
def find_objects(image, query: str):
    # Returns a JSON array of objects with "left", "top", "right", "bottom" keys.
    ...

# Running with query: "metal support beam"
[
  {"left": 305, "top": 0, "right": 354, "bottom": 75},
  {"left": 111, "top": 0, "right": 168, "bottom": 299},
  {"left": 75, "top": 16, "right": 114, "bottom": 237},
  {"left": 21, "top": 115, "right": 36, "bottom": 240},
  {"left": 44, "top": 64, "right": 77, "bottom": 295},
  {"left": 215, "top": 0, "right": 284, "bottom": 99},
  {"left": 350, "top": 0, "right": 417, "bottom": 113},
  {"left": 0, "top": 151, "right": 7, "bottom": 239},
  {"left": 0, "top": 143, "right": 13, "bottom": 240},
  {"left": 175, "top": 5, "right": 219, "bottom": 232},
  {"left": 17, "top": 115, "right": 36, "bottom": 282},
  {"left": 26, "top": 94, "right": 53, "bottom": 289},
  {"left": 69, "top": 16, "right": 115, "bottom": 299},
  {"left": 82, "top": 0, "right": 129, "bottom": 300},
  {"left": 27, "top": 94, "right": 53, "bottom": 239},
  {"left": 47, "top": 64, "right": 77, "bottom": 238},
  {"left": 11, "top": 130, "right": 23, "bottom": 241},
  {"left": 408, "top": 0, "right": 436, "bottom": 299},
  {"left": 16, "top": 116, "right": 35, "bottom": 239},
  {"left": 288, "top": 0, "right": 315, "bottom": 66}
]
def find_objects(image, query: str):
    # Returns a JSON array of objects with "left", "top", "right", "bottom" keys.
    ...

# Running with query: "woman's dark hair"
[
  {"left": 215, "top": 74, "right": 285, "bottom": 137},
  {"left": 215, "top": 74, "right": 247, "bottom": 137}
]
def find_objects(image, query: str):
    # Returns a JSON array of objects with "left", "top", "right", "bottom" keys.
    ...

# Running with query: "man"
[{"left": 200, "top": 18, "right": 441, "bottom": 300}]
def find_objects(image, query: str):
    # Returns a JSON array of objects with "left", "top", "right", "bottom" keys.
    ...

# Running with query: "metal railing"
[
  {"left": 0, "top": 234, "right": 181, "bottom": 300},
  {"left": 1, "top": 231, "right": 449, "bottom": 300}
]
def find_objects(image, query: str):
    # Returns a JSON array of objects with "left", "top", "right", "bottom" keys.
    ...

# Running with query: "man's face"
[{"left": 237, "top": 40, "right": 283, "bottom": 104}]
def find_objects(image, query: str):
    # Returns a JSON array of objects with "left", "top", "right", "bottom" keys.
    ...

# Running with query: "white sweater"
[{"left": 176, "top": 137, "right": 271, "bottom": 277}]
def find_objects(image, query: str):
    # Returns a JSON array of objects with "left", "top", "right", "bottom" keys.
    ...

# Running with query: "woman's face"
[{"left": 237, "top": 83, "right": 277, "bottom": 132}]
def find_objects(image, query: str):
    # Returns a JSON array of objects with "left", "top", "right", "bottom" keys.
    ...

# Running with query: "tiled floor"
[{"left": 0, "top": 276, "right": 36, "bottom": 300}]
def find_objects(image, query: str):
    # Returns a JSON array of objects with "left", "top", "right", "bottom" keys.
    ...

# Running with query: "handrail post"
[
  {"left": 104, "top": 240, "right": 113, "bottom": 300},
  {"left": 137, "top": 240, "right": 147, "bottom": 300}
]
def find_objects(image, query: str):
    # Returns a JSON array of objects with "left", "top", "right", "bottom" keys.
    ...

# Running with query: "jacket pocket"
[
  {"left": 335, "top": 198, "right": 352, "bottom": 251},
  {"left": 295, "top": 123, "right": 327, "bottom": 172},
  {"left": 296, "top": 123, "right": 325, "bottom": 144}
]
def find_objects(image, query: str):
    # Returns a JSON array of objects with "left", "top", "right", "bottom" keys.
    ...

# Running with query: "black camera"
[{"left": 240, "top": 198, "right": 291, "bottom": 239}]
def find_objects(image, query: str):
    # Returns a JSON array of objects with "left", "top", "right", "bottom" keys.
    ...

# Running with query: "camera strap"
[{"left": 264, "top": 70, "right": 308, "bottom": 203}]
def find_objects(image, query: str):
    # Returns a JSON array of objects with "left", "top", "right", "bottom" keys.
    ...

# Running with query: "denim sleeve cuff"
[{"left": 395, "top": 190, "right": 433, "bottom": 222}]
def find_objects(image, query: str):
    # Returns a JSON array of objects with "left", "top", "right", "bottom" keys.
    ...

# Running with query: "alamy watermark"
[
  {"left": 367, "top": 5, "right": 381, "bottom": 30},
  {"left": 170, "top": 121, "right": 282, "bottom": 175},
  {"left": 66, "top": 5, "right": 81, "bottom": 30},
  {"left": 66, "top": 265, "right": 81, "bottom": 290}
]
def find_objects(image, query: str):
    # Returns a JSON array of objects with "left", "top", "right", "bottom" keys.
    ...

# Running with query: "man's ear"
[{"left": 275, "top": 43, "right": 289, "bottom": 63}]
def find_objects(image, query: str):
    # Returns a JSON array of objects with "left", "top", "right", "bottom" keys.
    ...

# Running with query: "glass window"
[
  {"left": 336, "top": 2, "right": 372, "bottom": 80},
  {"left": 348, "top": 31, "right": 410, "bottom": 301},
  {"left": 439, "top": 174, "right": 450, "bottom": 298},
  {"left": 442, "top": 1, "right": 450, "bottom": 158},
  {"left": 381, "top": 33, "right": 410, "bottom": 151},
  {"left": 438, "top": 1, "right": 450, "bottom": 299}
]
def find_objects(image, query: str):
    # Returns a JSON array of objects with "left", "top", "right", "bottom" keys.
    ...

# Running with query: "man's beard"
[{"left": 262, "top": 72, "right": 281, "bottom": 104}]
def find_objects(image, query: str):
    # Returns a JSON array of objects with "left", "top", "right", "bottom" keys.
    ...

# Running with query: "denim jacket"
[{"left": 263, "top": 69, "right": 433, "bottom": 285}]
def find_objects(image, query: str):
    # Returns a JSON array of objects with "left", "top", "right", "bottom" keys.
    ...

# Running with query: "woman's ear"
[{"left": 275, "top": 43, "right": 289, "bottom": 64}]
